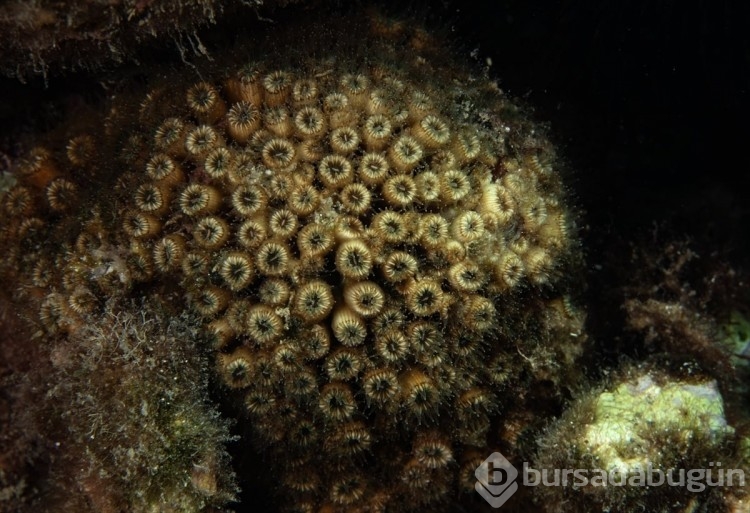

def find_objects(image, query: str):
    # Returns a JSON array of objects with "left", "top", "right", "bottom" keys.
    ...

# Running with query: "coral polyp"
[{"left": 0, "top": 9, "right": 588, "bottom": 513}]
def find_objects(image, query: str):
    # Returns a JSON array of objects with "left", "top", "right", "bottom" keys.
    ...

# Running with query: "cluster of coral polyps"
[{"left": 0, "top": 13, "right": 585, "bottom": 513}]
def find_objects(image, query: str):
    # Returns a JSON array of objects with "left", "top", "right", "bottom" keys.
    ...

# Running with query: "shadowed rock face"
[{"left": 0, "top": 0, "right": 307, "bottom": 81}]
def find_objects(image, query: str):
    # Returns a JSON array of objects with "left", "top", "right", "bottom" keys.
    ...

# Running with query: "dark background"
[{"left": 450, "top": 0, "right": 750, "bottom": 262}]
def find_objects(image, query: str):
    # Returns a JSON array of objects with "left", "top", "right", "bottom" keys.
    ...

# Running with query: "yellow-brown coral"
[{"left": 0, "top": 10, "right": 587, "bottom": 513}]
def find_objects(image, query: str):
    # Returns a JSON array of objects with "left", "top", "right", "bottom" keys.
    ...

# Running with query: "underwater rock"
[
  {"left": 0, "top": 0, "right": 308, "bottom": 81},
  {"left": 533, "top": 367, "right": 744, "bottom": 513}
]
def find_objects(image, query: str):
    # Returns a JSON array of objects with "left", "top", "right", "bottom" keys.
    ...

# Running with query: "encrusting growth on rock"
[{"left": 0, "top": 9, "right": 587, "bottom": 513}]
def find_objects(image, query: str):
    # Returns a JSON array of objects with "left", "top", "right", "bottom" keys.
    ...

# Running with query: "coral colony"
[{"left": 0, "top": 8, "right": 745, "bottom": 513}]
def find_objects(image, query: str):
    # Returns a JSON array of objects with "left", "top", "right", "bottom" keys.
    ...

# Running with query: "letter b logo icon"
[{"left": 475, "top": 452, "right": 519, "bottom": 508}]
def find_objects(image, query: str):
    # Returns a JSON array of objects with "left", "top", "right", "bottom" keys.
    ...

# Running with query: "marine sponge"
[{"left": 0, "top": 9, "right": 586, "bottom": 512}]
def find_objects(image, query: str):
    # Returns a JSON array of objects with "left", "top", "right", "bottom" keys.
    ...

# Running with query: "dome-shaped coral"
[{"left": 0, "top": 9, "right": 587, "bottom": 512}]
